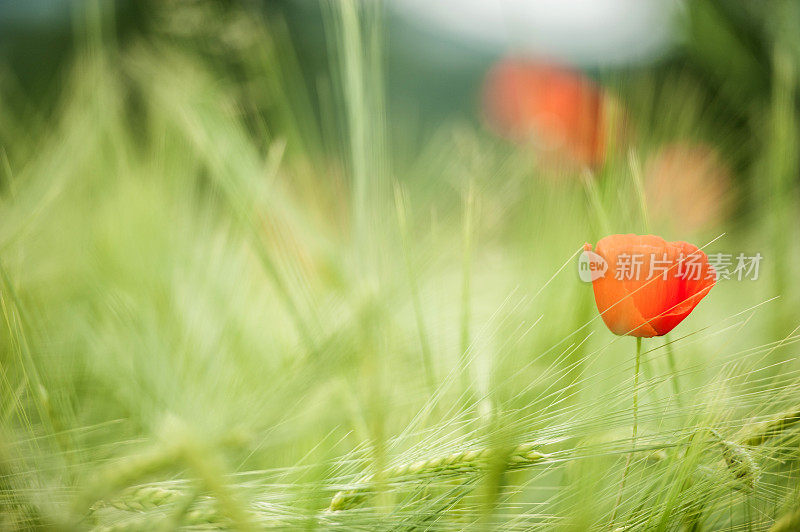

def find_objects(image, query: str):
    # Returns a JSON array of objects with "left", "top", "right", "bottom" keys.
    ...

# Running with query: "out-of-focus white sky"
[{"left": 390, "top": 0, "right": 684, "bottom": 65}]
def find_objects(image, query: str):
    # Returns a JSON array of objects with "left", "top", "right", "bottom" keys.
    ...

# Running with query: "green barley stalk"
[
  {"left": 327, "top": 442, "right": 550, "bottom": 512},
  {"left": 770, "top": 505, "right": 800, "bottom": 532},
  {"left": 100, "top": 405, "right": 798, "bottom": 520},
  {"left": 92, "top": 489, "right": 230, "bottom": 532},
  {"left": 330, "top": 403, "right": 800, "bottom": 515},
  {"left": 102, "top": 486, "right": 185, "bottom": 513},
  {"left": 628, "top": 149, "right": 649, "bottom": 233},
  {"left": 459, "top": 181, "right": 476, "bottom": 404},
  {"left": 80, "top": 422, "right": 254, "bottom": 530},
  {"left": 742, "top": 406, "right": 800, "bottom": 447},
  {"left": 581, "top": 169, "right": 611, "bottom": 236},
  {"left": 92, "top": 502, "right": 225, "bottom": 532},
  {"left": 394, "top": 184, "right": 436, "bottom": 393},
  {"left": 704, "top": 428, "right": 760, "bottom": 490}
]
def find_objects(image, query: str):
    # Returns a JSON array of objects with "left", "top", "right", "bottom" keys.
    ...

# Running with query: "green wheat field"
[{"left": 2, "top": 1, "right": 800, "bottom": 530}]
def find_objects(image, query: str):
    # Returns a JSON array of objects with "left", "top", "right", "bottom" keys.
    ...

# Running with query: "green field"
[{"left": 2, "top": 1, "right": 800, "bottom": 530}]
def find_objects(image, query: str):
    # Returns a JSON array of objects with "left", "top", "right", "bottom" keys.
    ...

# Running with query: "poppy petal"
[{"left": 587, "top": 234, "right": 715, "bottom": 337}]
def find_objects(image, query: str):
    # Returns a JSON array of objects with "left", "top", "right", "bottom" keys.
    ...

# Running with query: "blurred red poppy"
[
  {"left": 482, "top": 58, "right": 609, "bottom": 167},
  {"left": 645, "top": 143, "right": 732, "bottom": 233},
  {"left": 584, "top": 234, "right": 715, "bottom": 337}
]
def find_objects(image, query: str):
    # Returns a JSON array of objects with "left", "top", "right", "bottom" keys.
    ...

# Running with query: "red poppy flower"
[
  {"left": 482, "top": 58, "right": 607, "bottom": 167},
  {"left": 644, "top": 142, "right": 733, "bottom": 234},
  {"left": 584, "top": 234, "right": 715, "bottom": 337}
]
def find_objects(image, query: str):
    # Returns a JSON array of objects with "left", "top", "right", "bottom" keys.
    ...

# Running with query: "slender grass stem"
[
  {"left": 581, "top": 170, "right": 610, "bottom": 236},
  {"left": 628, "top": 149, "right": 649, "bottom": 234},
  {"left": 634, "top": 337, "right": 641, "bottom": 441},
  {"left": 459, "top": 183, "right": 475, "bottom": 402},
  {"left": 664, "top": 336, "right": 683, "bottom": 407},
  {"left": 394, "top": 185, "right": 436, "bottom": 393}
]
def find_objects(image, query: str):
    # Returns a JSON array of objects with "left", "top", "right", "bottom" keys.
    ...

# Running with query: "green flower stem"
[{"left": 610, "top": 337, "right": 642, "bottom": 525}]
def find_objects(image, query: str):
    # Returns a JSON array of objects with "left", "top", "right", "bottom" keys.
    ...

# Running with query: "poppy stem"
[{"left": 610, "top": 337, "right": 642, "bottom": 525}]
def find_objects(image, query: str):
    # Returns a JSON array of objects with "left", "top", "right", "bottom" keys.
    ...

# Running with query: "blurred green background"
[{"left": 1, "top": 0, "right": 800, "bottom": 530}]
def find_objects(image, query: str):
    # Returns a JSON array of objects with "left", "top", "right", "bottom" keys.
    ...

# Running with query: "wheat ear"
[
  {"left": 101, "top": 486, "right": 184, "bottom": 512},
  {"left": 689, "top": 428, "right": 760, "bottom": 490},
  {"left": 327, "top": 442, "right": 549, "bottom": 512},
  {"left": 91, "top": 504, "right": 222, "bottom": 532},
  {"left": 711, "top": 432, "right": 760, "bottom": 490},
  {"left": 742, "top": 407, "right": 800, "bottom": 447}
]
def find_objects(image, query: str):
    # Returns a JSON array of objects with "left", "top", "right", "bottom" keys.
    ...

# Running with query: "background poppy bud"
[{"left": 586, "top": 234, "right": 715, "bottom": 337}]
